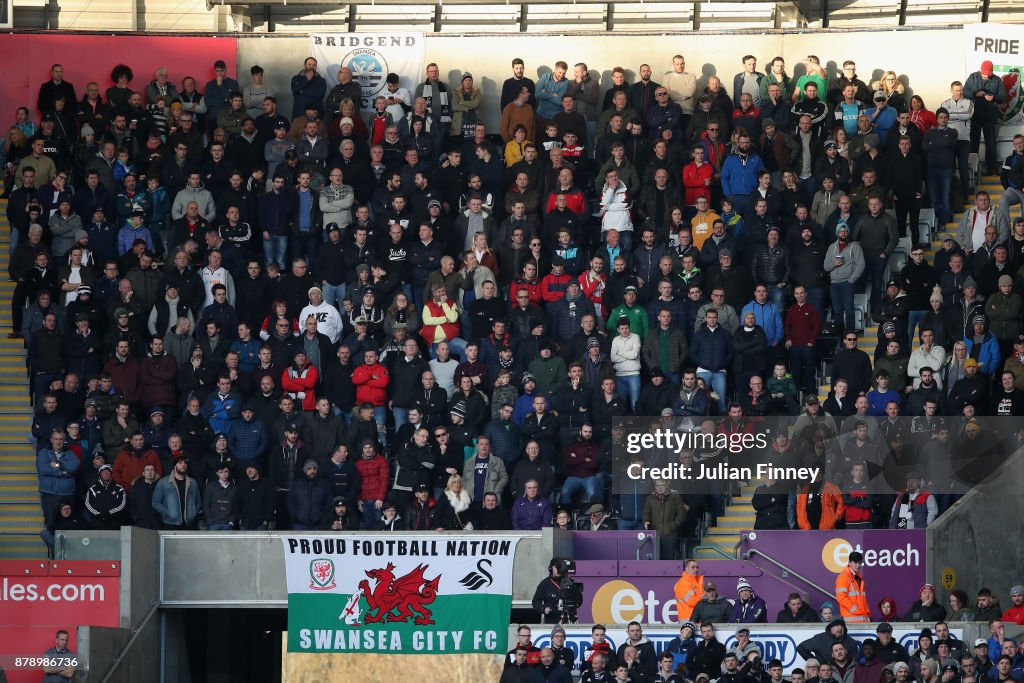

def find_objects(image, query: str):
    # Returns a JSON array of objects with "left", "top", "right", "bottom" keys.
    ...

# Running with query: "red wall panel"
[{"left": 0, "top": 34, "right": 238, "bottom": 119}]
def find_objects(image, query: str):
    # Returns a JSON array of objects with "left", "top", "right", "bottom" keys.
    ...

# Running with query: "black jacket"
[
  {"left": 688, "top": 637, "right": 727, "bottom": 678},
  {"left": 238, "top": 475, "right": 275, "bottom": 529}
]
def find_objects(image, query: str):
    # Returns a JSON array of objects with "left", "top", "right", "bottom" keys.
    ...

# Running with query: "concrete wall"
[
  {"left": 159, "top": 529, "right": 550, "bottom": 606},
  {"left": 79, "top": 622, "right": 159, "bottom": 683},
  {"left": 928, "top": 448, "right": 1024, "bottom": 608},
  {"left": 237, "top": 27, "right": 966, "bottom": 130}
]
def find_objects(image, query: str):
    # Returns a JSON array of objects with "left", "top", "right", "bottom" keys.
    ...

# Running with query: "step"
[
  {"left": 715, "top": 518, "right": 755, "bottom": 530},
  {"left": 0, "top": 542, "right": 47, "bottom": 560}
]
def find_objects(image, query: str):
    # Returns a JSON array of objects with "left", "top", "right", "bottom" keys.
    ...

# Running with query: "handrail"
[
  {"left": 693, "top": 543, "right": 735, "bottom": 560},
  {"left": 96, "top": 600, "right": 160, "bottom": 683},
  {"left": 743, "top": 547, "right": 835, "bottom": 602}
]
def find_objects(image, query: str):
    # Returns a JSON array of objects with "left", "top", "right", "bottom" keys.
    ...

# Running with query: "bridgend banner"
[
  {"left": 531, "top": 625, "right": 963, "bottom": 677},
  {"left": 964, "top": 23, "right": 1024, "bottom": 128},
  {"left": 310, "top": 33, "right": 425, "bottom": 111},
  {"left": 281, "top": 535, "right": 520, "bottom": 654}
]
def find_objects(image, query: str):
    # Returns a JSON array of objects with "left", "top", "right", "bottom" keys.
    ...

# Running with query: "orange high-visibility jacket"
[
  {"left": 835, "top": 565, "right": 869, "bottom": 622},
  {"left": 674, "top": 572, "right": 705, "bottom": 621}
]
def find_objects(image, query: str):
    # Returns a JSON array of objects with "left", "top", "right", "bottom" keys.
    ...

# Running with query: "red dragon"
[{"left": 358, "top": 562, "right": 440, "bottom": 625}]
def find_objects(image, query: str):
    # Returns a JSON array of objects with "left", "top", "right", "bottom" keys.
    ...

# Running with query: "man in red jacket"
[
  {"left": 352, "top": 348, "right": 390, "bottom": 451},
  {"left": 281, "top": 350, "right": 319, "bottom": 411},
  {"left": 784, "top": 284, "right": 822, "bottom": 397},
  {"left": 1002, "top": 586, "right": 1024, "bottom": 624}
]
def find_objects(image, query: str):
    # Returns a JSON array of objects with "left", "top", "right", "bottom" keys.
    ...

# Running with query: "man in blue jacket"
[
  {"left": 721, "top": 133, "right": 765, "bottom": 220},
  {"left": 152, "top": 456, "right": 202, "bottom": 529},
  {"left": 690, "top": 308, "right": 733, "bottom": 413},
  {"left": 741, "top": 283, "right": 785, "bottom": 356},
  {"left": 36, "top": 429, "right": 80, "bottom": 527}
]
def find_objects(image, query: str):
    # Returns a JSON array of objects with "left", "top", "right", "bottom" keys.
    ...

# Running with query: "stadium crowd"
[{"left": 7, "top": 51, "right": 1024, "bottom": 546}]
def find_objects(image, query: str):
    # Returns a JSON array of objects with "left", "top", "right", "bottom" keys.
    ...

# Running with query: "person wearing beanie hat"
[
  {"left": 964, "top": 312, "right": 1001, "bottom": 376},
  {"left": 288, "top": 458, "right": 332, "bottom": 530},
  {"left": 825, "top": 223, "right": 866, "bottom": 332},
  {"left": 984, "top": 271, "right": 1021, "bottom": 353},
  {"left": 729, "top": 578, "right": 767, "bottom": 623}
]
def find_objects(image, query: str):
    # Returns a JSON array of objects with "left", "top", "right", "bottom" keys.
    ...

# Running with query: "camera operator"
[{"left": 533, "top": 558, "right": 566, "bottom": 622}]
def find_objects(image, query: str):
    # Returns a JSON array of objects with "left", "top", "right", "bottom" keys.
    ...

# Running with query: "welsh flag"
[{"left": 281, "top": 535, "right": 520, "bottom": 654}]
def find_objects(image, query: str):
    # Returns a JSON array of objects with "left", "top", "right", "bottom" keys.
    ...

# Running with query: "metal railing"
[{"left": 742, "top": 546, "right": 836, "bottom": 602}]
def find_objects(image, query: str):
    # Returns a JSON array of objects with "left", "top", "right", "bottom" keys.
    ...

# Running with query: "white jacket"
[
  {"left": 601, "top": 180, "right": 633, "bottom": 233},
  {"left": 610, "top": 333, "right": 642, "bottom": 375},
  {"left": 908, "top": 345, "right": 948, "bottom": 388},
  {"left": 939, "top": 96, "right": 975, "bottom": 139},
  {"left": 299, "top": 302, "right": 344, "bottom": 344}
]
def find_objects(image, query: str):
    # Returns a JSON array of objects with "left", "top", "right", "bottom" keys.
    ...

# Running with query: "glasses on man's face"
[
  {"left": 518, "top": 295, "right": 530, "bottom": 300},
  {"left": 708, "top": 127, "right": 720, "bottom": 132},
  {"left": 655, "top": 92, "right": 668, "bottom": 97},
  {"left": 530, "top": 242, "right": 541, "bottom": 247},
  {"left": 845, "top": 337, "right": 858, "bottom": 343}
]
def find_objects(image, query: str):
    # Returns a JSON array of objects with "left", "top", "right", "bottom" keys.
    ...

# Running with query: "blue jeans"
[
  {"left": 928, "top": 167, "right": 953, "bottom": 228},
  {"left": 360, "top": 502, "right": 381, "bottom": 529},
  {"left": 290, "top": 233, "right": 319, "bottom": 264},
  {"left": 789, "top": 344, "right": 818, "bottom": 394},
  {"left": 616, "top": 374, "right": 641, "bottom": 410},
  {"left": 263, "top": 235, "right": 288, "bottom": 269},
  {"left": 955, "top": 140, "right": 973, "bottom": 194},
  {"left": 373, "top": 406, "right": 388, "bottom": 451},
  {"left": 798, "top": 176, "right": 818, "bottom": 204},
  {"left": 560, "top": 476, "right": 602, "bottom": 505},
  {"left": 830, "top": 281, "right": 856, "bottom": 332},
  {"left": 392, "top": 407, "right": 409, "bottom": 432},
  {"left": 908, "top": 309, "right": 927, "bottom": 345},
  {"left": 866, "top": 258, "right": 888, "bottom": 313},
  {"left": 768, "top": 284, "right": 787, "bottom": 311},
  {"left": 696, "top": 369, "right": 728, "bottom": 413},
  {"left": 9, "top": 226, "right": 19, "bottom": 254},
  {"left": 208, "top": 523, "right": 234, "bottom": 531},
  {"left": 806, "top": 287, "right": 827, "bottom": 326},
  {"left": 970, "top": 117, "right": 999, "bottom": 172},
  {"left": 612, "top": 230, "right": 633, "bottom": 252},
  {"left": 322, "top": 282, "right": 346, "bottom": 310},
  {"left": 731, "top": 194, "right": 753, "bottom": 221}
]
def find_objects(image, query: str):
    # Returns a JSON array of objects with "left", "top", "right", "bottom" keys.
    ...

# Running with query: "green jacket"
[
  {"left": 606, "top": 303, "right": 649, "bottom": 341},
  {"left": 985, "top": 291, "right": 1021, "bottom": 340},
  {"left": 642, "top": 492, "right": 686, "bottom": 538},
  {"left": 526, "top": 355, "right": 567, "bottom": 396},
  {"left": 641, "top": 326, "right": 689, "bottom": 373}
]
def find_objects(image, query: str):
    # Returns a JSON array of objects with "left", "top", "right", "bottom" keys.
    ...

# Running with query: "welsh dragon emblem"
[{"left": 356, "top": 562, "right": 440, "bottom": 625}]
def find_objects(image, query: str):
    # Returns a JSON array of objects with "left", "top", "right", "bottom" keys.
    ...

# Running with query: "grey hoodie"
[{"left": 824, "top": 239, "right": 866, "bottom": 284}]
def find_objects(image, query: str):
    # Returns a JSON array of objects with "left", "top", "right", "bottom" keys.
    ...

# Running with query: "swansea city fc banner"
[
  {"left": 310, "top": 33, "right": 424, "bottom": 111},
  {"left": 282, "top": 535, "right": 520, "bottom": 654}
]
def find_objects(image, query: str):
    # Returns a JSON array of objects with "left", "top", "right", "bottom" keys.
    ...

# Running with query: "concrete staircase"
[
  {"left": 0, "top": 195, "right": 45, "bottom": 559},
  {"left": 692, "top": 174, "right": 1008, "bottom": 560}
]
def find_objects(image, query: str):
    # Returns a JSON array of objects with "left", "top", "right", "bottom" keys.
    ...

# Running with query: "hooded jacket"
[{"left": 797, "top": 620, "right": 861, "bottom": 664}]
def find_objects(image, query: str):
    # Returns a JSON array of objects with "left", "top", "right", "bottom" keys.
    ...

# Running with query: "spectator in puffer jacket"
[{"left": 228, "top": 403, "right": 269, "bottom": 468}]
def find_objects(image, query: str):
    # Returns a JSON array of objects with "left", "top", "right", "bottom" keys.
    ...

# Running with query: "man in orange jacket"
[
  {"left": 674, "top": 558, "right": 705, "bottom": 621},
  {"left": 835, "top": 551, "right": 869, "bottom": 623}
]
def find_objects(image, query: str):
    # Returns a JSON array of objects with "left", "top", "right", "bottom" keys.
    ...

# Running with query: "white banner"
[
  {"left": 282, "top": 535, "right": 519, "bottom": 654},
  {"left": 963, "top": 23, "right": 1024, "bottom": 128},
  {"left": 310, "top": 33, "right": 424, "bottom": 112}
]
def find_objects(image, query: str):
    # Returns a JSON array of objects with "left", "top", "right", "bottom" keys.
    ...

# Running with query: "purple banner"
[{"left": 573, "top": 531, "right": 925, "bottom": 624}]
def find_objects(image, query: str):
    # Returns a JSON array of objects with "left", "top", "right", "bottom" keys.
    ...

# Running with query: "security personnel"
[{"left": 835, "top": 550, "right": 870, "bottom": 623}]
